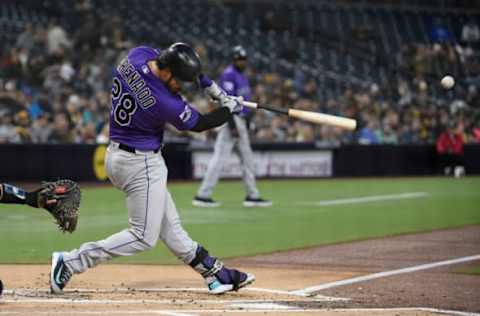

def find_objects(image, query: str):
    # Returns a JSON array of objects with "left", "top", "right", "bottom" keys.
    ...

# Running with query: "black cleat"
[
  {"left": 192, "top": 196, "right": 221, "bottom": 208},
  {"left": 243, "top": 197, "right": 273, "bottom": 207}
]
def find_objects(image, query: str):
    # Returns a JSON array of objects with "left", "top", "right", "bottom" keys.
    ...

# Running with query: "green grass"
[
  {"left": 1, "top": 177, "right": 479, "bottom": 264},
  {"left": 455, "top": 265, "right": 480, "bottom": 276}
]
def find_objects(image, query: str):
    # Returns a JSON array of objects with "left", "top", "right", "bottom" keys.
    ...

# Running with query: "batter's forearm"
[{"left": 190, "top": 107, "right": 232, "bottom": 132}]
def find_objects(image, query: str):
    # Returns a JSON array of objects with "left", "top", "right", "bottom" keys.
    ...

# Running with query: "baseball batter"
[
  {"left": 193, "top": 46, "right": 272, "bottom": 208},
  {"left": 50, "top": 43, "right": 255, "bottom": 295}
]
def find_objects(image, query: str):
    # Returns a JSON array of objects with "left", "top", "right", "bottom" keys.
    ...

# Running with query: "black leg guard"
[
  {"left": 189, "top": 245, "right": 251, "bottom": 293},
  {"left": 189, "top": 245, "right": 208, "bottom": 268},
  {"left": 189, "top": 246, "right": 224, "bottom": 278}
]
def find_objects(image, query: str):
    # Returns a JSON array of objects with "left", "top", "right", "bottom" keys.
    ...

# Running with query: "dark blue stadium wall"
[
  {"left": 0, "top": 144, "right": 192, "bottom": 182},
  {"left": 333, "top": 145, "right": 438, "bottom": 176},
  {"left": 1, "top": 144, "right": 479, "bottom": 181}
]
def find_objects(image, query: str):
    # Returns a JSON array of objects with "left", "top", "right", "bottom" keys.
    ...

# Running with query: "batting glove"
[
  {"left": 205, "top": 81, "right": 227, "bottom": 101},
  {"left": 198, "top": 74, "right": 243, "bottom": 113},
  {"left": 198, "top": 74, "right": 227, "bottom": 101},
  {"left": 221, "top": 96, "right": 244, "bottom": 114}
]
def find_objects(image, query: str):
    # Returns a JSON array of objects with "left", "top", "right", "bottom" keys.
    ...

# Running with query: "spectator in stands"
[
  {"left": 436, "top": 122, "right": 465, "bottom": 177},
  {"left": 270, "top": 116, "right": 288, "bottom": 141},
  {"left": 47, "top": 20, "right": 71, "bottom": 56},
  {"left": 25, "top": 49, "right": 48, "bottom": 88},
  {"left": 30, "top": 113, "right": 52, "bottom": 143},
  {"left": 14, "top": 110, "right": 32, "bottom": 143},
  {"left": 462, "top": 18, "right": 480, "bottom": 46},
  {"left": 73, "top": 14, "right": 100, "bottom": 58},
  {"left": 80, "top": 121, "right": 97, "bottom": 144},
  {"left": 15, "top": 24, "right": 36, "bottom": 53},
  {"left": 473, "top": 122, "right": 480, "bottom": 142},
  {"left": 0, "top": 90, "right": 25, "bottom": 114},
  {"left": 381, "top": 123, "right": 399, "bottom": 144},
  {"left": 466, "top": 85, "right": 479, "bottom": 108},
  {"left": 48, "top": 112, "right": 74, "bottom": 143},
  {"left": 358, "top": 117, "right": 380, "bottom": 145},
  {"left": 294, "top": 122, "right": 315, "bottom": 142},
  {"left": 255, "top": 126, "right": 275, "bottom": 142},
  {"left": 397, "top": 79, "right": 413, "bottom": 107},
  {"left": 301, "top": 79, "right": 318, "bottom": 100},
  {"left": 317, "top": 125, "right": 341, "bottom": 147},
  {"left": 0, "top": 48, "right": 22, "bottom": 80},
  {"left": 0, "top": 113, "right": 20, "bottom": 143}
]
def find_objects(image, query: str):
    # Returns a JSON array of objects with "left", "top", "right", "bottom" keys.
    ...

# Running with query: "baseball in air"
[{"left": 441, "top": 75, "right": 455, "bottom": 89}]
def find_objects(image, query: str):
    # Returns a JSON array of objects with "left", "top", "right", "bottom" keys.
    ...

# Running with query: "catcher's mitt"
[{"left": 37, "top": 180, "right": 81, "bottom": 233}]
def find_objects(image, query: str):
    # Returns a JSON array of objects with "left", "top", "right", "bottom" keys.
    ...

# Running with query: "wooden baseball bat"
[{"left": 242, "top": 101, "right": 357, "bottom": 130}]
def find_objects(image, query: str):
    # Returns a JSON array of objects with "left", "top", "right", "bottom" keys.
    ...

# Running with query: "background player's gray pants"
[
  {"left": 197, "top": 115, "right": 260, "bottom": 199},
  {"left": 63, "top": 143, "right": 197, "bottom": 274}
]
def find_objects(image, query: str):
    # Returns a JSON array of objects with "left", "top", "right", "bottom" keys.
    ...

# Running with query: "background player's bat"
[{"left": 242, "top": 101, "right": 357, "bottom": 130}]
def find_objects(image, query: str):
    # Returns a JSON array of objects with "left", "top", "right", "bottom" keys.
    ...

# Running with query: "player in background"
[
  {"left": 50, "top": 43, "right": 255, "bottom": 295},
  {"left": 193, "top": 46, "right": 272, "bottom": 208}
]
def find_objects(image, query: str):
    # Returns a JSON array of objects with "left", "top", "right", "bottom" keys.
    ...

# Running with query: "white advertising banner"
[{"left": 192, "top": 150, "right": 332, "bottom": 179}]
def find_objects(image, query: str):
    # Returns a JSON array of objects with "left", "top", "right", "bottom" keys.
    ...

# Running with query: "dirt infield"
[{"left": 1, "top": 225, "right": 479, "bottom": 316}]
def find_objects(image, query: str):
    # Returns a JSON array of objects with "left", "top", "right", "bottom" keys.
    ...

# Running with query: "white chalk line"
[
  {"left": 0, "top": 298, "right": 324, "bottom": 305},
  {"left": 312, "top": 192, "right": 429, "bottom": 206},
  {"left": 0, "top": 312, "right": 193, "bottom": 316},
  {"left": 0, "top": 307, "right": 479, "bottom": 315},
  {"left": 292, "top": 254, "right": 480, "bottom": 296},
  {"left": 3, "top": 287, "right": 346, "bottom": 302},
  {"left": 245, "top": 287, "right": 348, "bottom": 301},
  {"left": 3, "top": 287, "right": 208, "bottom": 295}
]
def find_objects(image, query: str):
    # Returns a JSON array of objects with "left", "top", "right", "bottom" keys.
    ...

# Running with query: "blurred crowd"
[
  {"left": 1, "top": 6, "right": 479, "bottom": 145},
  {"left": 239, "top": 66, "right": 480, "bottom": 146}
]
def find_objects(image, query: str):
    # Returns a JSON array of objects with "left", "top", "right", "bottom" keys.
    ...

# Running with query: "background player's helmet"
[
  {"left": 157, "top": 42, "right": 201, "bottom": 82},
  {"left": 232, "top": 45, "right": 247, "bottom": 60}
]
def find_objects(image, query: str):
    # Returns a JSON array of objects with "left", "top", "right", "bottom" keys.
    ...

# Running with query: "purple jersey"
[
  {"left": 219, "top": 65, "right": 251, "bottom": 100},
  {"left": 109, "top": 46, "right": 200, "bottom": 150},
  {"left": 218, "top": 65, "right": 251, "bottom": 116}
]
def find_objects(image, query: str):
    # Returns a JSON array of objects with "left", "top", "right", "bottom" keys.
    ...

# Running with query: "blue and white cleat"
[
  {"left": 50, "top": 252, "right": 73, "bottom": 294},
  {"left": 206, "top": 270, "right": 255, "bottom": 295}
]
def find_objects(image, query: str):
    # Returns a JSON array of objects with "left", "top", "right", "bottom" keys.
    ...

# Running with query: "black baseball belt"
[{"left": 118, "top": 143, "right": 161, "bottom": 154}]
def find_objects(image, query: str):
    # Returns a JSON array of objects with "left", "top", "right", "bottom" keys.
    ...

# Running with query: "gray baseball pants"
[
  {"left": 63, "top": 142, "right": 197, "bottom": 273},
  {"left": 197, "top": 116, "right": 259, "bottom": 199}
]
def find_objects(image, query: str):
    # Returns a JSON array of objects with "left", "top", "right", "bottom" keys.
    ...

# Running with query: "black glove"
[{"left": 35, "top": 180, "right": 81, "bottom": 233}]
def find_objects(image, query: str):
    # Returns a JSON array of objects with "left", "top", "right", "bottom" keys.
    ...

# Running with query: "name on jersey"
[{"left": 117, "top": 58, "right": 156, "bottom": 109}]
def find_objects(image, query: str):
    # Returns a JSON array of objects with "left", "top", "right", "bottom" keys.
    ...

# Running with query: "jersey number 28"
[{"left": 112, "top": 77, "right": 137, "bottom": 126}]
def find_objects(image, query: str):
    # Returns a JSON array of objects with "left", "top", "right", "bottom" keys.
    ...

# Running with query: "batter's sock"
[{"left": 0, "top": 184, "right": 39, "bottom": 207}]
